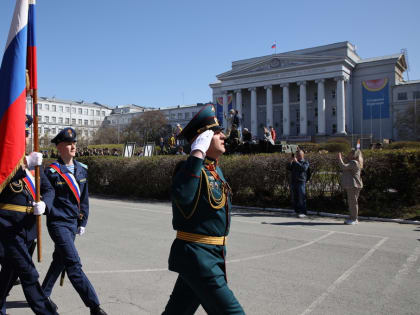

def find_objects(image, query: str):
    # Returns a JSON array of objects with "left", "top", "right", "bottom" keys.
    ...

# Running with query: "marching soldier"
[
  {"left": 162, "top": 104, "right": 245, "bottom": 314},
  {"left": 41, "top": 128, "right": 107, "bottom": 315},
  {"left": 0, "top": 116, "right": 58, "bottom": 315}
]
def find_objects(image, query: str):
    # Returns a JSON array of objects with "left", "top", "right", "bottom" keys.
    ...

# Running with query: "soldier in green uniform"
[{"left": 162, "top": 104, "right": 245, "bottom": 315}]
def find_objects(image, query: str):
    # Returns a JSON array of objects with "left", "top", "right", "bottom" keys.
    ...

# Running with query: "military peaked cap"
[
  {"left": 177, "top": 104, "right": 223, "bottom": 143},
  {"left": 51, "top": 127, "right": 77, "bottom": 144}
]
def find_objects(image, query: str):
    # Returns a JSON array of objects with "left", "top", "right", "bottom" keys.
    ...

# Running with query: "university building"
[
  {"left": 210, "top": 41, "right": 420, "bottom": 142},
  {"left": 26, "top": 97, "right": 112, "bottom": 145}
]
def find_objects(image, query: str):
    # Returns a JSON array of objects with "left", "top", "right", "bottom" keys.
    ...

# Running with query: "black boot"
[
  {"left": 90, "top": 305, "right": 107, "bottom": 315},
  {"left": 48, "top": 297, "right": 58, "bottom": 312}
]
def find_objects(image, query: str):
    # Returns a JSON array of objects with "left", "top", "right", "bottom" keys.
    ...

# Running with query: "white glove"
[
  {"left": 33, "top": 201, "right": 45, "bottom": 215},
  {"left": 77, "top": 226, "right": 85, "bottom": 236},
  {"left": 191, "top": 130, "right": 214, "bottom": 156},
  {"left": 26, "top": 152, "right": 43, "bottom": 168}
]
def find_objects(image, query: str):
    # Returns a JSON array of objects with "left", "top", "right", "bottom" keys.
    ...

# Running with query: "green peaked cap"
[{"left": 178, "top": 104, "right": 223, "bottom": 144}]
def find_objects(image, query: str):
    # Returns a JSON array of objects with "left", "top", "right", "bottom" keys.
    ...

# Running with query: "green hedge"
[{"left": 46, "top": 150, "right": 420, "bottom": 219}]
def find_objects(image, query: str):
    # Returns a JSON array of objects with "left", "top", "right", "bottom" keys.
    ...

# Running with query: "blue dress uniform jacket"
[
  {"left": 45, "top": 158, "right": 89, "bottom": 229},
  {"left": 42, "top": 158, "right": 100, "bottom": 309},
  {"left": 0, "top": 166, "right": 57, "bottom": 315},
  {"left": 163, "top": 156, "right": 245, "bottom": 315}
]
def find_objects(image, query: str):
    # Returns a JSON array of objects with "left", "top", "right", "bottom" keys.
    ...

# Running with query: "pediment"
[{"left": 217, "top": 54, "right": 342, "bottom": 79}]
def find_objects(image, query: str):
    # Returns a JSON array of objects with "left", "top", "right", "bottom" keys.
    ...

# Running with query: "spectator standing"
[
  {"left": 159, "top": 137, "right": 165, "bottom": 154},
  {"left": 338, "top": 150, "right": 363, "bottom": 225},
  {"left": 175, "top": 124, "right": 183, "bottom": 146},
  {"left": 169, "top": 133, "right": 176, "bottom": 149},
  {"left": 286, "top": 149, "right": 309, "bottom": 218},
  {"left": 242, "top": 128, "right": 252, "bottom": 143}
]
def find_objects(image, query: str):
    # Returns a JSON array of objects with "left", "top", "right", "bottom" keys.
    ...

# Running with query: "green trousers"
[{"left": 162, "top": 273, "right": 245, "bottom": 315}]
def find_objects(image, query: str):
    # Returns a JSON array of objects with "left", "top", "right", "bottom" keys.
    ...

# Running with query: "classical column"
[
  {"left": 335, "top": 76, "right": 346, "bottom": 134},
  {"left": 235, "top": 89, "right": 242, "bottom": 118},
  {"left": 316, "top": 79, "right": 326, "bottom": 134},
  {"left": 281, "top": 83, "right": 290, "bottom": 136},
  {"left": 264, "top": 85, "right": 273, "bottom": 128},
  {"left": 222, "top": 91, "right": 228, "bottom": 129},
  {"left": 298, "top": 81, "right": 307, "bottom": 135},
  {"left": 249, "top": 87, "right": 257, "bottom": 137}
]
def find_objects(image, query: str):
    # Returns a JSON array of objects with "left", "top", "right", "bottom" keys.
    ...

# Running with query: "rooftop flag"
[
  {"left": 0, "top": 0, "right": 29, "bottom": 192},
  {"left": 271, "top": 43, "right": 276, "bottom": 49}
]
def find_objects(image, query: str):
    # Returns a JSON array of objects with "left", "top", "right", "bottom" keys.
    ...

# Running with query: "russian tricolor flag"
[{"left": 0, "top": 0, "right": 29, "bottom": 192}]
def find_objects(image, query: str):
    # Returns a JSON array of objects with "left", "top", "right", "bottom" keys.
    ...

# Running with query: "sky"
[{"left": 0, "top": 0, "right": 419, "bottom": 108}]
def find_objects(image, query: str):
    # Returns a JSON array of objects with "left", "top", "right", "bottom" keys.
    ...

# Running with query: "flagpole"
[
  {"left": 27, "top": 0, "right": 42, "bottom": 262},
  {"left": 32, "top": 88, "right": 42, "bottom": 262}
]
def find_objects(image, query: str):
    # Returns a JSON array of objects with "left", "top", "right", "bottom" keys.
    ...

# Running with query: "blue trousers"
[
  {"left": 41, "top": 224, "right": 99, "bottom": 308},
  {"left": 292, "top": 182, "right": 307, "bottom": 214},
  {"left": 162, "top": 273, "right": 245, "bottom": 315},
  {"left": 0, "top": 234, "right": 57, "bottom": 315}
]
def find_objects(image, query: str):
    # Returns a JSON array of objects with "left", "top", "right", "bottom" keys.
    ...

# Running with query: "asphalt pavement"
[{"left": 6, "top": 197, "right": 420, "bottom": 315}]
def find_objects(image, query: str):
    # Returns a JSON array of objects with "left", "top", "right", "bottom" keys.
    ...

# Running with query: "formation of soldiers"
[{"left": 0, "top": 104, "right": 245, "bottom": 314}]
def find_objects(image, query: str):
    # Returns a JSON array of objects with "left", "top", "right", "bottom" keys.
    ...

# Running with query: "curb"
[{"left": 231, "top": 205, "right": 420, "bottom": 225}]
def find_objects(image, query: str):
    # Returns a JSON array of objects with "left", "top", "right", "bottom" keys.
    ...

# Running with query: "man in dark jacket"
[
  {"left": 286, "top": 149, "right": 309, "bottom": 218},
  {"left": 0, "top": 116, "right": 58, "bottom": 314},
  {"left": 41, "top": 128, "right": 107, "bottom": 315}
]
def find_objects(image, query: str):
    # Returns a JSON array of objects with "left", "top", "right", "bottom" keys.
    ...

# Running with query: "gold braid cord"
[
  {"left": 0, "top": 155, "right": 25, "bottom": 194},
  {"left": 175, "top": 170, "right": 203, "bottom": 220}
]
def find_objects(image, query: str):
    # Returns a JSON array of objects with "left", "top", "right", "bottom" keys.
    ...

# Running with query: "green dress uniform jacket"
[{"left": 168, "top": 155, "right": 231, "bottom": 279}]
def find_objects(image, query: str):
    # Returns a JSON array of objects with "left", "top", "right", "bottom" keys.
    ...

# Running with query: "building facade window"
[
  {"left": 45, "top": 116, "right": 49, "bottom": 123},
  {"left": 39, "top": 116, "right": 42, "bottom": 122},
  {"left": 412, "top": 91, "right": 420, "bottom": 99},
  {"left": 332, "top": 107, "right": 336, "bottom": 116},
  {"left": 84, "top": 109, "right": 88, "bottom": 115},
  {"left": 72, "top": 118, "right": 76, "bottom": 125},
  {"left": 52, "top": 117, "right": 56, "bottom": 123},
  {"left": 72, "top": 107, "right": 76, "bottom": 113},
  {"left": 90, "top": 109, "right": 94, "bottom": 115},
  {"left": 296, "top": 110, "right": 300, "bottom": 121},
  {"left": 52, "top": 105, "right": 56, "bottom": 112},
  {"left": 45, "top": 104, "right": 49, "bottom": 110},
  {"left": 101, "top": 111, "right": 105, "bottom": 116},
  {"left": 84, "top": 120, "right": 88, "bottom": 126},
  {"left": 66, "top": 107, "right": 70, "bottom": 112},
  {"left": 331, "top": 89, "right": 336, "bottom": 99},
  {"left": 178, "top": 113, "right": 183, "bottom": 119},
  {"left": 96, "top": 110, "right": 100, "bottom": 116},
  {"left": 314, "top": 92, "right": 318, "bottom": 100},
  {"left": 332, "top": 124, "right": 337, "bottom": 134},
  {"left": 315, "top": 108, "right": 318, "bottom": 117},
  {"left": 59, "top": 106, "right": 63, "bottom": 112},
  {"left": 90, "top": 120, "right": 94, "bottom": 125},
  {"left": 59, "top": 117, "right": 63, "bottom": 123},
  {"left": 52, "top": 128, "right": 56, "bottom": 134},
  {"left": 78, "top": 119, "right": 82, "bottom": 125},
  {"left": 78, "top": 108, "right": 82, "bottom": 114},
  {"left": 397, "top": 92, "right": 407, "bottom": 100},
  {"left": 65, "top": 118, "right": 70, "bottom": 124}
]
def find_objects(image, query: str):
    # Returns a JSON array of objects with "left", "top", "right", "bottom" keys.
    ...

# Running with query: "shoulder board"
[{"left": 77, "top": 162, "right": 88, "bottom": 169}]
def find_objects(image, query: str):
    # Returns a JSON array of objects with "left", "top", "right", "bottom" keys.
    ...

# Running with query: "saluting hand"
[{"left": 191, "top": 130, "right": 214, "bottom": 158}]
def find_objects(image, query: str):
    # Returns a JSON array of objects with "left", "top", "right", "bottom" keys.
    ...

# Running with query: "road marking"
[
  {"left": 227, "top": 231, "right": 334, "bottom": 263},
  {"left": 382, "top": 244, "right": 420, "bottom": 297},
  {"left": 233, "top": 218, "right": 385, "bottom": 239},
  {"left": 85, "top": 267, "right": 168, "bottom": 274},
  {"left": 300, "top": 237, "right": 388, "bottom": 315},
  {"left": 83, "top": 232, "right": 334, "bottom": 275}
]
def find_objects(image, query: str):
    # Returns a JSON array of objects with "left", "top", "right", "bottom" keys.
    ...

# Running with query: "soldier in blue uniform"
[
  {"left": 162, "top": 104, "right": 245, "bottom": 314},
  {"left": 41, "top": 128, "right": 107, "bottom": 315},
  {"left": 0, "top": 116, "right": 58, "bottom": 315}
]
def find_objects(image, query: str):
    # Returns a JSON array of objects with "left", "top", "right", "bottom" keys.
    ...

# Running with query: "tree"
[
  {"left": 394, "top": 103, "right": 420, "bottom": 140},
  {"left": 92, "top": 125, "right": 119, "bottom": 144},
  {"left": 125, "top": 110, "right": 169, "bottom": 144}
]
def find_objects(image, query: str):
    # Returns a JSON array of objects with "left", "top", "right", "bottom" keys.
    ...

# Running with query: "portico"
[{"left": 210, "top": 42, "right": 355, "bottom": 139}]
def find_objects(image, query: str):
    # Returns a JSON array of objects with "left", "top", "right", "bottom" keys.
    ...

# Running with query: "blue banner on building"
[{"left": 362, "top": 78, "right": 390, "bottom": 120}]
